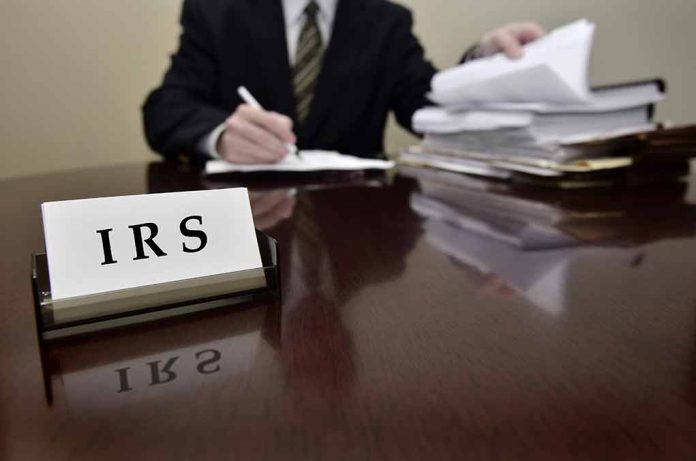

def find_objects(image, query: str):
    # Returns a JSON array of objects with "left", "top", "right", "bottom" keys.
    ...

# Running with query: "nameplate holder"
[{"left": 32, "top": 189, "right": 280, "bottom": 340}]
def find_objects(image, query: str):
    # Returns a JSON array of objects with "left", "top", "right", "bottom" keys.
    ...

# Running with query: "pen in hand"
[{"left": 237, "top": 86, "right": 300, "bottom": 158}]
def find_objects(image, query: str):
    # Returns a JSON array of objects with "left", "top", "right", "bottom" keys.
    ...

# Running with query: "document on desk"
[{"left": 205, "top": 150, "right": 395, "bottom": 175}]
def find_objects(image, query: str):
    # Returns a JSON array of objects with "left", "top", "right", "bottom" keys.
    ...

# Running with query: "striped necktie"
[{"left": 293, "top": 1, "right": 324, "bottom": 125}]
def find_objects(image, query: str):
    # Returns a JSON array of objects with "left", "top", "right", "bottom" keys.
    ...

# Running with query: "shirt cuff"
[{"left": 196, "top": 123, "right": 226, "bottom": 160}]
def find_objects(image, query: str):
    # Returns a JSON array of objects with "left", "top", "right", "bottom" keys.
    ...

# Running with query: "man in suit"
[{"left": 142, "top": 0, "right": 544, "bottom": 163}]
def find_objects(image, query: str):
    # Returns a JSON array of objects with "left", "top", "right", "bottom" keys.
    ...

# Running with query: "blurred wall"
[{"left": 2, "top": 0, "right": 696, "bottom": 180}]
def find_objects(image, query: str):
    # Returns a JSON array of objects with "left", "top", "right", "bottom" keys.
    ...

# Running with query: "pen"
[{"left": 237, "top": 86, "right": 299, "bottom": 158}]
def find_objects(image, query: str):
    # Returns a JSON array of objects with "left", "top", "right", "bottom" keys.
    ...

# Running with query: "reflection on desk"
[
  {"left": 2, "top": 161, "right": 696, "bottom": 460},
  {"left": 405, "top": 165, "right": 696, "bottom": 316},
  {"left": 42, "top": 301, "right": 277, "bottom": 410},
  {"left": 149, "top": 161, "right": 422, "bottom": 419}
]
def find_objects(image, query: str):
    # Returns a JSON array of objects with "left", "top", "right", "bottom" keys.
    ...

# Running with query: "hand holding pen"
[{"left": 216, "top": 86, "right": 298, "bottom": 164}]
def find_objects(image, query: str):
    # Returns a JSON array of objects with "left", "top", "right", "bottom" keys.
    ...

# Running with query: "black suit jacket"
[{"left": 142, "top": 0, "right": 438, "bottom": 161}]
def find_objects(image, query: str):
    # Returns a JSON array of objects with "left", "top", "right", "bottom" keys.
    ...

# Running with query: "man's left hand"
[{"left": 478, "top": 22, "right": 546, "bottom": 59}]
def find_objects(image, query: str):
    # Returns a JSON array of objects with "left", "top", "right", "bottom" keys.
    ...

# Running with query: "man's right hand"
[{"left": 217, "top": 104, "right": 297, "bottom": 164}]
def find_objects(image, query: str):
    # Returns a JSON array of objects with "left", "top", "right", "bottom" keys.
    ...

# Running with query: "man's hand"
[
  {"left": 217, "top": 104, "right": 297, "bottom": 164},
  {"left": 478, "top": 22, "right": 546, "bottom": 59}
]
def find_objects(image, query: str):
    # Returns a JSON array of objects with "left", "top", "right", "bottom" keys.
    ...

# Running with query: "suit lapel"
[
  {"left": 301, "top": 0, "right": 369, "bottom": 143},
  {"left": 245, "top": 0, "right": 297, "bottom": 119}
]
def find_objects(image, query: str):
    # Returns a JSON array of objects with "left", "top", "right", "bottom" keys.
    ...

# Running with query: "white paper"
[
  {"left": 205, "top": 150, "right": 394, "bottom": 175},
  {"left": 443, "top": 81, "right": 664, "bottom": 114},
  {"left": 429, "top": 19, "right": 594, "bottom": 106},
  {"left": 42, "top": 189, "right": 262, "bottom": 300},
  {"left": 399, "top": 151, "right": 511, "bottom": 179},
  {"left": 413, "top": 107, "right": 532, "bottom": 134}
]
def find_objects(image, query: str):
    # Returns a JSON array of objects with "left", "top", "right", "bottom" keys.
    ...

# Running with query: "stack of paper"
[{"left": 402, "top": 19, "right": 695, "bottom": 186}]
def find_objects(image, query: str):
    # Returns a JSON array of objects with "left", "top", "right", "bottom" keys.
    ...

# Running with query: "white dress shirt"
[
  {"left": 200, "top": 0, "right": 338, "bottom": 159},
  {"left": 284, "top": 0, "right": 337, "bottom": 66}
]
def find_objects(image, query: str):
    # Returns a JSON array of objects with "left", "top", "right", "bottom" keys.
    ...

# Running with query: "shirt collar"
[{"left": 282, "top": 0, "right": 338, "bottom": 28}]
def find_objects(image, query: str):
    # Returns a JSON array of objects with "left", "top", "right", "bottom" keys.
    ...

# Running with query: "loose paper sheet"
[
  {"left": 205, "top": 150, "right": 394, "bottom": 175},
  {"left": 429, "top": 19, "right": 594, "bottom": 106}
]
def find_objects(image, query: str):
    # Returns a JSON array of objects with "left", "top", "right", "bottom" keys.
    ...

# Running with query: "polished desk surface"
[{"left": 1, "top": 162, "right": 696, "bottom": 460}]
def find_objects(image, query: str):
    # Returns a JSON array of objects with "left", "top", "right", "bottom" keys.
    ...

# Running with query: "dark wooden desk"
[{"left": 2, "top": 162, "right": 696, "bottom": 460}]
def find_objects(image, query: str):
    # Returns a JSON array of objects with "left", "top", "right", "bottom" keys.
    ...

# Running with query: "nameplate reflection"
[
  {"left": 42, "top": 301, "right": 278, "bottom": 411},
  {"left": 114, "top": 346, "right": 223, "bottom": 393},
  {"left": 54, "top": 333, "right": 257, "bottom": 411}
]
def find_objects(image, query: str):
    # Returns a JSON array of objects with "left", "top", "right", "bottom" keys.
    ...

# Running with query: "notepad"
[{"left": 205, "top": 150, "right": 395, "bottom": 175}]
